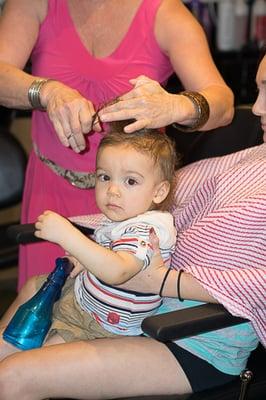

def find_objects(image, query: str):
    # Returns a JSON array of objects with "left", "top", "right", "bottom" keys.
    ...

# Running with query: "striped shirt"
[
  {"left": 74, "top": 211, "right": 176, "bottom": 335},
  {"left": 169, "top": 143, "right": 266, "bottom": 347}
]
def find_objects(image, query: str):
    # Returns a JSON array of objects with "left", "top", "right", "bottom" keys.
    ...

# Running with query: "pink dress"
[{"left": 19, "top": 0, "right": 173, "bottom": 288}]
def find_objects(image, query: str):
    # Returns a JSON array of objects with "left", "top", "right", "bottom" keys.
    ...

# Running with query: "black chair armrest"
[
  {"left": 6, "top": 222, "right": 94, "bottom": 244},
  {"left": 141, "top": 304, "right": 247, "bottom": 342}
]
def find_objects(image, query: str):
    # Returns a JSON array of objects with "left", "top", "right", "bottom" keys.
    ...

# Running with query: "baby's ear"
[{"left": 153, "top": 181, "right": 170, "bottom": 205}]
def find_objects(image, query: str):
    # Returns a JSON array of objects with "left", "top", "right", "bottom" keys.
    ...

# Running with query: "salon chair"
[
  {"left": 0, "top": 109, "right": 27, "bottom": 316},
  {"left": 4, "top": 105, "right": 266, "bottom": 399},
  {"left": 138, "top": 308, "right": 265, "bottom": 400}
]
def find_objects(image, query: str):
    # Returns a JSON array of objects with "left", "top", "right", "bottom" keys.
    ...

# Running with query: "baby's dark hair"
[{"left": 97, "top": 120, "right": 181, "bottom": 210}]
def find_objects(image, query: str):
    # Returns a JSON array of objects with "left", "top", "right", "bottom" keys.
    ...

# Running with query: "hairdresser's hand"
[
  {"left": 99, "top": 75, "right": 181, "bottom": 133},
  {"left": 35, "top": 210, "right": 74, "bottom": 246},
  {"left": 40, "top": 80, "right": 102, "bottom": 153},
  {"left": 118, "top": 228, "right": 168, "bottom": 294}
]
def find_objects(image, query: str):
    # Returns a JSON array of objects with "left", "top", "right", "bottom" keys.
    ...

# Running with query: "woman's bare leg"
[
  {"left": 0, "top": 277, "right": 38, "bottom": 361},
  {"left": 0, "top": 336, "right": 192, "bottom": 400}
]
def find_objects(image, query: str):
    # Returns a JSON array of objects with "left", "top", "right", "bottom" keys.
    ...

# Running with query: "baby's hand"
[
  {"left": 66, "top": 255, "right": 85, "bottom": 278},
  {"left": 35, "top": 210, "right": 73, "bottom": 245}
]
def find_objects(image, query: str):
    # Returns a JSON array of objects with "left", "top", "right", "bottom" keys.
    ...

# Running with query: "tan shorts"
[{"left": 36, "top": 275, "right": 117, "bottom": 343}]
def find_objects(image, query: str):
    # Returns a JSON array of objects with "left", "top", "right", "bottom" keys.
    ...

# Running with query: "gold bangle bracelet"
[
  {"left": 28, "top": 78, "right": 52, "bottom": 111},
  {"left": 172, "top": 91, "right": 210, "bottom": 132}
]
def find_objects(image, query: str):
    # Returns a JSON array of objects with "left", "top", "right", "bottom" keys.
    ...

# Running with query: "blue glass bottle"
[{"left": 3, "top": 257, "right": 73, "bottom": 350}]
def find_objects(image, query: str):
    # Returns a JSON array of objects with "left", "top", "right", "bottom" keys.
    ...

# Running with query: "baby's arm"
[{"left": 35, "top": 210, "right": 143, "bottom": 284}]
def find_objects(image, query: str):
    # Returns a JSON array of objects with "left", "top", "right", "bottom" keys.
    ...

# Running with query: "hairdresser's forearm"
[
  {"left": 170, "top": 84, "right": 234, "bottom": 132},
  {"left": 0, "top": 62, "right": 38, "bottom": 108},
  {"left": 197, "top": 84, "right": 234, "bottom": 131}
]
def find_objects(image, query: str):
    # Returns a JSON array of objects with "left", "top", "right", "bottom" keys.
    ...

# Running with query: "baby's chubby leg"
[{"left": 0, "top": 276, "right": 38, "bottom": 361}]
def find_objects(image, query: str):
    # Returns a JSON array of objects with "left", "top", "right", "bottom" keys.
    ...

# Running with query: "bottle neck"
[
  {"left": 32, "top": 279, "right": 63, "bottom": 305},
  {"left": 31, "top": 257, "right": 73, "bottom": 305}
]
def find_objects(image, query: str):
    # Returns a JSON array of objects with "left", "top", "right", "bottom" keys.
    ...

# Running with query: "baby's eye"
[
  {"left": 97, "top": 173, "right": 110, "bottom": 182},
  {"left": 126, "top": 177, "right": 138, "bottom": 186}
]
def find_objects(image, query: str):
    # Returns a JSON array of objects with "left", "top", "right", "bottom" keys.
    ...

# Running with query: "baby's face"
[{"left": 95, "top": 145, "right": 169, "bottom": 222}]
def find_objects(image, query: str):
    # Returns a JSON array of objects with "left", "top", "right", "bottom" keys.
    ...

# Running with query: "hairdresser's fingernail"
[{"left": 150, "top": 227, "right": 155, "bottom": 234}]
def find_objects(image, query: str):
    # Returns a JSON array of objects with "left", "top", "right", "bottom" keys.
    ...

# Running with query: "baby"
[{"left": 35, "top": 122, "right": 179, "bottom": 341}]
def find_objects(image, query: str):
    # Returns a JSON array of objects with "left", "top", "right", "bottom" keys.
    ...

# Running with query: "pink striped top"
[{"left": 171, "top": 143, "right": 266, "bottom": 346}]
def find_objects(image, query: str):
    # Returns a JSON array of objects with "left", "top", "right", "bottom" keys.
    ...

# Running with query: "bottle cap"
[{"left": 55, "top": 257, "right": 74, "bottom": 275}]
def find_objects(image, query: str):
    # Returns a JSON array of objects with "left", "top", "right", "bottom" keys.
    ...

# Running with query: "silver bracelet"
[
  {"left": 172, "top": 91, "right": 210, "bottom": 132},
  {"left": 28, "top": 78, "right": 52, "bottom": 111}
]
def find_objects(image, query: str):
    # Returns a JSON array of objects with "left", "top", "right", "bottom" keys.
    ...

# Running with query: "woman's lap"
[
  {"left": 0, "top": 277, "right": 235, "bottom": 398},
  {"left": 0, "top": 337, "right": 191, "bottom": 399},
  {"left": 164, "top": 342, "right": 237, "bottom": 392},
  {"left": 1, "top": 281, "right": 190, "bottom": 398}
]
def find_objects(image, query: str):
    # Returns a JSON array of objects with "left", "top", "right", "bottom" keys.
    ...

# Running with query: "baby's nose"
[{"left": 107, "top": 183, "right": 121, "bottom": 197}]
